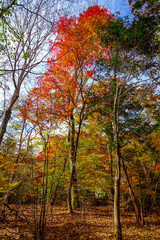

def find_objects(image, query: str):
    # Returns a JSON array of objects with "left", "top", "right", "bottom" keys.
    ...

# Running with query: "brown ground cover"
[{"left": 0, "top": 205, "right": 160, "bottom": 240}]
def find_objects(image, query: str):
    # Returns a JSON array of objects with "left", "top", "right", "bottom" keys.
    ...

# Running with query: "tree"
[
  {"left": 0, "top": 0, "right": 75, "bottom": 145},
  {"left": 91, "top": 12, "right": 159, "bottom": 239},
  {"left": 22, "top": 4, "right": 112, "bottom": 213},
  {"left": 129, "top": 0, "right": 160, "bottom": 57}
]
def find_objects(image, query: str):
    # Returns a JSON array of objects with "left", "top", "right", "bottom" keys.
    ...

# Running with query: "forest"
[{"left": 0, "top": 0, "right": 160, "bottom": 240}]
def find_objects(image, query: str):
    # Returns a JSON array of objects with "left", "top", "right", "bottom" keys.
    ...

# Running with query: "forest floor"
[{"left": 0, "top": 204, "right": 160, "bottom": 240}]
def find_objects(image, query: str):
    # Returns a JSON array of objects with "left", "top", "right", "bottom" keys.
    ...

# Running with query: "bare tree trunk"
[
  {"left": 0, "top": 90, "right": 19, "bottom": 145},
  {"left": 72, "top": 169, "right": 80, "bottom": 208},
  {"left": 67, "top": 114, "right": 75, "bottom": 213},
  {"left": 67, "top": 113, "right": 80, "bottom": 213},
  {"left": 112, "top": 78, "right": 122, "bottom": 240},
  {"left": 68, "top": 181, "right": 73, "bottom": 213},
  {"left": 113, "top": 140, "right": 122, "bottom": 240},
  {"left": 38, "top": 140, "right": 49, "bottom": 240},
  {"left": 68, "top": 164, "right": 80, "bottom": 212},
  {"left": 68, "top": 164, "right": 75, "bottom": 213},
  {"left": 138, "top": 173, "right": 145, "bottom": 225},
  {"left": 121, "top": 158, "right": 142, "bottom": 223},
  {"left": 107, "top": 146, "right": 114, "bottom": 201}
]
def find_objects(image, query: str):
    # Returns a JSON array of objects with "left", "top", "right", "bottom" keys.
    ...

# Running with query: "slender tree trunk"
[
  {"left": 68, "top": 164, "right": 74, "bottom": 214},
  {"left": 50, "top": 157, "right": 67, "bottom": 205},
  {"left": 38, "top": 138, "right": 50, "bottom": 240},
  {"left": 121, "top": 158, "right": 142, "bottom": 223},
  {"left": 68, "top": 149, "right": 80, "bottom": 212},
  {"left": 135, "top": 158, "right": 145, "bottom": 225},
  {"left": 113, "top": 141, "right": 122, "bottom": 240},
  {"left": 112, "top": 78, "right": 122, "bottom": 240},
  {"left": 67, "top": 114, "right": 75, "bottom": 213},
  {"left": 138, "top": 175, "right": 145, "bottom": 225},
  {"left": 107, "top": 146, "right": 114, "bottom": 201},
  {"left": 72, "top": 169, "right": 80, "bottom": 208},
  {"left": 67, "top": 113, "right": 80, "bottom": 213},
  {"left": 68, "top": 184, "right": 73, "bottom": 213},
  {"left": 0, "top": 90, "right": 19, "bottom": 145}
]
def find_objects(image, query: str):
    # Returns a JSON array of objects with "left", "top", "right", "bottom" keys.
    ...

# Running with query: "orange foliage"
[{"left": 21, "top": 4, "right": 112, "bottom": 127}]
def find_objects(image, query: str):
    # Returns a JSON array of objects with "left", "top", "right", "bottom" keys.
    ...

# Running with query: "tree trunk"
[
  {"left": 113, "top": 142, "right": 122, "bottom": 240},
  {"left": 121, "top": 158, "right": 142, "bottom": 223},
  {"left": 0, "top": 90, "right": 19, "bottom": 145},
  {"left": 107, "top": 146, "right": 114, "bottom": 201},
  {"left": 67, "top": 113, "right": 80, "bottom": 213},
  {"left": 138, "top": 175, "right": 145, "bottom": 225},
  {"left": 68, "top": 164, "right": 74, "bottom": 214},
  {"left": 112, "top": 78, "right": 122, "bottom": 240},
  {"left": 72, "top": 170, "right": 80, "bottom": 208}
]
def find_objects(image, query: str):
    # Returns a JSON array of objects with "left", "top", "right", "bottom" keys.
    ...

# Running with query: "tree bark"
[
  {"left": 107, "top": 146, "right": 114, "bottom": 201},
  {"left": 121, "top": 158, "right": 142, "bottom": 223},
  {"left": 68, "top": 164, "right": 75, "bottom": 214},
  {"left": 112, "top": 78, "right": 122, "bottom": 240},
  {"left": 67, "top": 113, "right": 80, "bottom": 213},
  {"left": 0, "top": 90, "right": 19, "bottom": 145},
  {"left": 113, "top": 141, "right": 122, "bottom": 240},
  {"left": 138, "top": 173, "right": 145, "bottom": 225}
]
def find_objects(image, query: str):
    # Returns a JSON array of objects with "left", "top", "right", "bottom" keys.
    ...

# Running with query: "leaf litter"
[{"left": 0, "top": 205, "right": 160, "bottom": 239}]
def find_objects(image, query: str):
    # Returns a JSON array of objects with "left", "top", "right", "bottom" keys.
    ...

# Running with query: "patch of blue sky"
[{"left": 96, "top": 0, "right": 132, "bottom": 19}]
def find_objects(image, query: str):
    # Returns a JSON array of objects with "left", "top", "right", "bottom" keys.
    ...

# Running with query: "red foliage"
[
  {"left": 79, "top": 4, "right": 111, "bottom": 20},
  {"left": 20, "top": 4, "right": 112, "bottom": 128}
]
